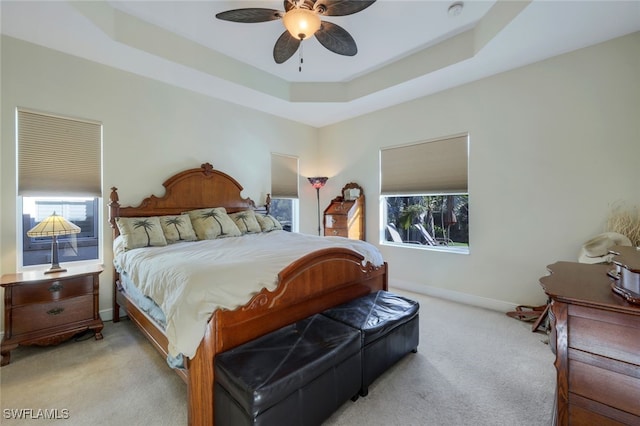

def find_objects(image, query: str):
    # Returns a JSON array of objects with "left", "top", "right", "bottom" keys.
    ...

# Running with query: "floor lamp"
[{"left": 307, "top": 177, "right": 328, "bottom": 236}]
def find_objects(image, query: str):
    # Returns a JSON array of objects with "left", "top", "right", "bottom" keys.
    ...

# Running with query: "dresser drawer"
[
  {"left": 569, "top": 306, "right": 640, "bottom": 365},
  {"left": 325, "top": 215, "right": 347, "bottom": 229},
  {"left": 325, "top": 228, "right": 348, "bottom": 237},
  {"left": 12, "top": 275, "right": 94, "bottom": 306},
  {"left": 569, "top": 359, "right": 640, "bottom": 417},
  {"left": 569, "top": 401, "right": 633, "bottom": 426},
  {"left": 12, "top": 294, "right": 95, "bottom": 335}
]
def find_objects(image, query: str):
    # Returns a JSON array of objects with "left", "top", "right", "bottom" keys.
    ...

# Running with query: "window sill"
[
  {"left": 380, "top": 241, "right": 469, "bottom": 255},
  {"left": 19, "top": 259, "right": 104, "bottom": 274}
]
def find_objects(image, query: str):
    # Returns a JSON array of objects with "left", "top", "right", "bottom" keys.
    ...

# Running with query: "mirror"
[{"left": 342, "top": 183, "right": 363, "bottom": 201}]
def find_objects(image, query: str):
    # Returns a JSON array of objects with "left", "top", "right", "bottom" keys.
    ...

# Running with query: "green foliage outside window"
[{"left": 385, "top": 195, "right": 468, "bottom": 246}]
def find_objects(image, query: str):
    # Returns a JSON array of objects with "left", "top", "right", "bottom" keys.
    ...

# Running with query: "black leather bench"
[
  {"left": 214, "top": 314, "right": 361, "bottom": 426},
  {"left": 322, "top": 290, "right": 420, "bottom": 396}
]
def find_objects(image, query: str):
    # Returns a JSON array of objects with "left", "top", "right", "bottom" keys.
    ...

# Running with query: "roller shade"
[
  {"left": 381, "top": 135, "right": 468, "bottom": 195},
  {"left": 271, "top": 153, "right": 299, "bottom": 198},
  {"left": 18, "top": 109, "right": 102, "bottom": 197}
]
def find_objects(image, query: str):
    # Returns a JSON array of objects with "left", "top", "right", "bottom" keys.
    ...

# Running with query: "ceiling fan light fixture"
[{"left": 282, "top": 8, "right": 321, "bottom": 40}]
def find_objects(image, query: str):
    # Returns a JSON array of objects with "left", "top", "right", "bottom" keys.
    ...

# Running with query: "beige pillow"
[
  {"left": 229, "top": 210, "right": 261, "bottom": 234},
  {"left": 160, "top": 215, "right": 197, "bottom": 243},
  {"left": 116, "top": 216, "right": 167, "bottom": 250},
  {"left": 256, "top": 214, "right": 284, "bottom": 232},
  {"left": 186, "top": 207, "right": 241, "bottom": 239}
]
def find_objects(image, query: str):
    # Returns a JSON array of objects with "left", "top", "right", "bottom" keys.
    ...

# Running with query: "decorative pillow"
[
  {"left": 186, "top": 207, "right": 241, "bottom": 239},
  {"left": 160, "top": 215, "right": 197, "bottom": 243},
  {"left": 256, "top": 214, "right": 284, "bottom": 232},
  {"left": 229, "top": 210, "right": 261, "bottom": 234},
  {"left": 116, "top": 216, "right": 167, "bottom": 250}
]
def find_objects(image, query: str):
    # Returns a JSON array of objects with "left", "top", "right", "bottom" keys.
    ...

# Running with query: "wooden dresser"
[
  {"left": 1, "top": 264, "right": 103, "bottom": 366},
  {"left": 539, "top": 252, "right": 640, "bottom": 425},
  {"left": 323, "top": 183, "right": 365, "bottom": 240}
]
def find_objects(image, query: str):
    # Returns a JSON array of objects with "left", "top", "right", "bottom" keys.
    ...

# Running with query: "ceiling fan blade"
[
  {"left": 215, "top": 8, "right": 283, "bottom": 23},
  {"left": 273, "top": 31, "right": 301, "bottom": 64},
  {"left": 315, "top": 21, "right": 357, "bottom": 56},
  {"left": 314, "top": 0, "right": 376, "bottom": 16}
]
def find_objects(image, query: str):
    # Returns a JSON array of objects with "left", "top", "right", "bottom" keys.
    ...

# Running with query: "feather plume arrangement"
[{"left": 606, "top": 202, "right": 640, "bottom": 246}]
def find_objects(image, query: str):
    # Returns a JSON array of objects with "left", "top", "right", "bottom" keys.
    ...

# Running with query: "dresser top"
[{"left": 540, "top": 261, "right": 639, "bottom": 315}]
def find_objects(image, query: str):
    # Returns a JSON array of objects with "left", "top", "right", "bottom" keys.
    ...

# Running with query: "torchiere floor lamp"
[{"left": 307, "top": 177, "right": 328, "bottom": 236}]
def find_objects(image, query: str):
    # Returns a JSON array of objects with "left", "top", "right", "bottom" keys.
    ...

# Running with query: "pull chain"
[{"left": 299, "top": 41, "right": 304, "bottom": 72}]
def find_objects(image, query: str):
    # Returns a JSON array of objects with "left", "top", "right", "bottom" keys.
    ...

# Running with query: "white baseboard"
[
  {"left": 100, "top": 308, "right": 114, "bottom": 322},
  {"left": 389, "top": 279, "right": 519, "bottom": 312}
]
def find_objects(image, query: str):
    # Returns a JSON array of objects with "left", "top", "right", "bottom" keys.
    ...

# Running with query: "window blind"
[
  {"left": 271, "top": 153, "right": 299, "bottom": 198},
  {"left": 18, "top": 109, "right": 102, "bottom": 197},
  {"left": 381, "top": 135, "right": 468, "bottom": 195}
]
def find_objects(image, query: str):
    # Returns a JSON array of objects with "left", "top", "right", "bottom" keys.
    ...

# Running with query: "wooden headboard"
[{"left": 108, "top": 162, "right": 268, "bottom": 238}]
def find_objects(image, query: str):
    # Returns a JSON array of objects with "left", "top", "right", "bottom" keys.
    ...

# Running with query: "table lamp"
[{"left": 27, "top": 212, "right": 81, "bottom": 274}]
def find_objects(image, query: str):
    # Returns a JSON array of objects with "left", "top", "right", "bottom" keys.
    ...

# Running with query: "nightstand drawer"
[
  {"left": 12, "top": 276, "right": 94, "bottom": 306},
  {"left": 325, "top": 215, "right": 347, "bottom": 229},
  {"left": 12, "top": 294, "right": 94, "bottom": 335}
]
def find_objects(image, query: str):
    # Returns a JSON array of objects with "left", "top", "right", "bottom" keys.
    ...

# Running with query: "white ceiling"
[{"left": 2, "top": 1, "right": 639, "bottom": 127}]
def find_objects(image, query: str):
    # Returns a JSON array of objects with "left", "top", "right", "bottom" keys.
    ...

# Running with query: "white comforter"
[{"left": 113, "top": 230, "right": 383, "bottom": 358}]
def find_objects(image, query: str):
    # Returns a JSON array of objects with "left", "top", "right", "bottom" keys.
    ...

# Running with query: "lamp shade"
[
  {"left": 282, "top": 8, "right": 321, "bottom": 40},
  {"left": 27, "top": 212, "right": 81, "bottom": 237},
  {"left": 308, "top": 177, "right": 328, "bottom": 189}
]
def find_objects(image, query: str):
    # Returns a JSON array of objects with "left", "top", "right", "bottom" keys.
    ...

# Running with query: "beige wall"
[
  {"left": 0, "top": 36, "right": 319, "bottom": 325},
  {"left": 1, "top": 32, "right": 639, "bottom": 333},
  {"left": 318, "top": 32, "right": 640, "bottom": 308}
]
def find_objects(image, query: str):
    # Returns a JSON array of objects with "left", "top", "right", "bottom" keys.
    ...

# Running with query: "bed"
[{"left": 108, "top": 162, "right": 388, "bottom": 426}]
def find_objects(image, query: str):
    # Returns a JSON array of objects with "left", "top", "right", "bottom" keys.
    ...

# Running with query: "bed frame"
[{"left": 108, "top": 162, "right": 388, "bottom": 426}]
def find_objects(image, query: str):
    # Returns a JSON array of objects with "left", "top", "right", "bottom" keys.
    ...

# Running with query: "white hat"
[{"left": 578, "top": 232, "right": 632, "bottom": 264}]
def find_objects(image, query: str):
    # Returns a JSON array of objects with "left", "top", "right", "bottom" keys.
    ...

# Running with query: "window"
[
  {"left": 380, "top": 135, "right": 469, "bottom": 253},
  {"left": 17, "top": 109, "right": 102, "bottom": 269},
  {"left": 268, "top": 198, "right": 298, "bottom": 232},
  {"left": 22, "top": 197, "right": 99, "bottom": 266},
  {"left": 270, "top": 153, "right": 299, "bottom": 232}
]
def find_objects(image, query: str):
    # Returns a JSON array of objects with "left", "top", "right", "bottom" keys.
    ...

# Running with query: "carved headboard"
[{"left": 108, "top": 162, "right": 268, "bottom": 238}]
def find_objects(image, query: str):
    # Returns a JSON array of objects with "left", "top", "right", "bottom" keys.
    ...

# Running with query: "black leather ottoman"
[
  {"left": 322, "top": 290, "right": 420, "bottom": 396},
  {"left": 214, "top": 314, "right": 361, "bottom": 426}
]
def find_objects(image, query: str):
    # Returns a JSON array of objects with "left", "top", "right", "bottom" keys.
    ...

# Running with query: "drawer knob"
[
  {"left": 48, "top": 283, "right": 64, "bottom": 292},
  {"left": 332, "top": 230, "right": 338, "bottom": 235},
  {"left": 47, "top": 307, "right": 65, "bottom": 316}
]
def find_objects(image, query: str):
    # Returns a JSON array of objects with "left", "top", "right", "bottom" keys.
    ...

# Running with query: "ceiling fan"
[{"left": 215, "top": 0, "right": 376, "bottom": 66}]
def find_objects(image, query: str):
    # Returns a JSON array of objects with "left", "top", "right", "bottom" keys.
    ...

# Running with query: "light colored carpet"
[{"left": 0, "top": 290, "right": 555, "bottom": 425}]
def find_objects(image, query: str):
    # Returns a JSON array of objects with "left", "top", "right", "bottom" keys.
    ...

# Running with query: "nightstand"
[{"left": 1, "top": 264, "right": 103, "bottom": 366}]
